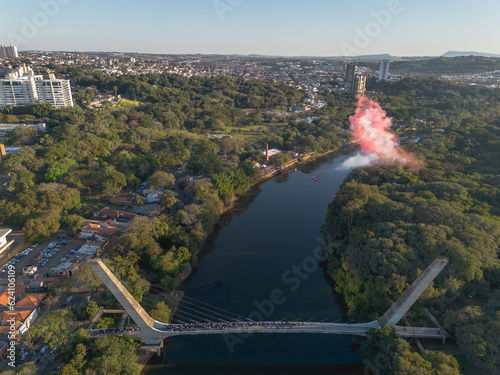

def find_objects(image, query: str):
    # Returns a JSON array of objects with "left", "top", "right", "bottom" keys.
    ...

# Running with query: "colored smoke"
[
  {"left": 338, "top": 152, "right": 378, "bottom": 170},
  {"left": 338, "top": 97, "right": 419, "bottom": 170}
]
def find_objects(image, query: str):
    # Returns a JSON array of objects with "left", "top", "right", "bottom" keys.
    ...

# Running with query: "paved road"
[{"left": 0, "top": 230, "right": 25, "bottom": 265}]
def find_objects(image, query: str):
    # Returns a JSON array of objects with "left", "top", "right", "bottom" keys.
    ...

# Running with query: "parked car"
[
  {"left": 40, "top": 345, "right": 49, "bottom": 355},
  {"left": 66, "top": 296, "right": 74, "bottom": 303},
  {"left": 20, "top": 351, "right": 29, "bottom": 361}
]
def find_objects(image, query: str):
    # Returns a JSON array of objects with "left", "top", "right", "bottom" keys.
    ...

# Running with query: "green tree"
[
  {"left": 95, "top": 316, "right": 114, "bottom": 329},
  {"left": 29, "top": 309, "right": 75, "bottom": 349},
  {"left": 212, "top": 173, "right": 234, "bottom": 204},
  {"left": 59, "top": 364, "right": 79, "bottom": 375},
  {"left": 149, "top": 301, "right": 171, "bottom": 323},
  {"left": 85, "top": 301, "right": 99, "bottom": 320},
  {"left": 74, "top": 328, "right": 90, "bottom": 344},
  {"left": 23, "top": 212, "right": 61, "bottom": 244},
  {"left": 72, "top": 262, "right": 105, "bottom": 292},
  {"left": 160, "top": 190, "right": 179, "bottom": 211},
  {"left": 148, "top": 171, "right": 175, "bottom": 189},
  {"left": 87, "top": 335, "right": 140, "bottom": 375}
]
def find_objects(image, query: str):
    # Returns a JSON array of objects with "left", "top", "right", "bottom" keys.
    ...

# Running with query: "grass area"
[
  {"left": 117, "top": 98, "right": 142, "bottom": 109},
  {"left": 80, "top": 195, "right": 126, "bottom": 212},
  {"left": 225, "top": 122, "right": 289, "bottom": 141},
  {"left": 80, "top": 198, "right": 105, "bottom": 215}
]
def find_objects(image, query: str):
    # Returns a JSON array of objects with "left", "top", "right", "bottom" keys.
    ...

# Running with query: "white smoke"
[{"left": 337, "top": 152, "right": 379, "bottom": 171}]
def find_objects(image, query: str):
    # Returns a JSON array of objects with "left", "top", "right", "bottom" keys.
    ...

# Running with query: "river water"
[{"left": 145, "top": 151, "right": 365, "bottom": 375}]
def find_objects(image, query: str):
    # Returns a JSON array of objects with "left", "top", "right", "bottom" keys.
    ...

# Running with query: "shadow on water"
[{"left": 178, "top": 185, "right": 263, "bottom": 287}]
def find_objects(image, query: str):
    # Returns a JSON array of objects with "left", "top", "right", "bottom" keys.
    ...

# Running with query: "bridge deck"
[{"left": 88, "top": 258, "right": 449, "bottom": 347}]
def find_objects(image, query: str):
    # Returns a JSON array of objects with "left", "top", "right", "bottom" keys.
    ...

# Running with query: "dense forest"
[{"left": 323, "top": 79, "right": 500, "bottom": 374}]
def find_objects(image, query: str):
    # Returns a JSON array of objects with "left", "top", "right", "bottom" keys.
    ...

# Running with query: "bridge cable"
[
  {"left": 179, "top": 294, "right": 253, "bottom": 321},
  {"left": 138, "top": 296, "right": 213, "bottom": 324},
  {"left": 171, "top": 310, "right": 207, "bottom": 324},
  {"left": 179, "top": 296, "right": 250, "bottom": 318},
  {"left": 135, "top": 295, "right": 207, "bottom": 324},
  {"left": 174, "top": 303, "right": 230, "bottom": 322},
  {"left": 173, "top": 299, "right": 239, "bottom": 322},
  {"left": 148, "top": 285, "right": 250, "bottom": 322}
]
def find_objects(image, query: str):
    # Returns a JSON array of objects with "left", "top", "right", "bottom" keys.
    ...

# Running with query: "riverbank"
[
  {"left": 139, "top": 144, "right": 350, "bottom": 370},
  {"left": 218, "top": 148, "right": 343, "bottom": 216}
]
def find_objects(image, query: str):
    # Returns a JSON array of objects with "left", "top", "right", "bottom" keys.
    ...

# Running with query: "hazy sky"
[{"left": 1, "top": 0, "right": 499, "bottom": 56}]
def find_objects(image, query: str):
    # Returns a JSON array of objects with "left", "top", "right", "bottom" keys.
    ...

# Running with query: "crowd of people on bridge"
[{"left": 159, "top": 321, "right": 310, "bottom": 332}]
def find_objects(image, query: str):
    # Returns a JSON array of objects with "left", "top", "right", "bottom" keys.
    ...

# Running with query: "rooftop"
[
  {"left": 15, "top": 293, "right": 46, "bottom": 308},
  {"left": 0, "top": 228, "right": 12, "bottom": 239}
]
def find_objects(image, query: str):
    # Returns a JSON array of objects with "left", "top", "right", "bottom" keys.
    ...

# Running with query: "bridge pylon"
[{"left": 378, "top": 258, "right": 448, "bottom": 327}]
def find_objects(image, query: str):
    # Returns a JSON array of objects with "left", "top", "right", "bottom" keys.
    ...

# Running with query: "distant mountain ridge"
[{"left": 442, "top": 51, "right": 500, "bottom": 58}]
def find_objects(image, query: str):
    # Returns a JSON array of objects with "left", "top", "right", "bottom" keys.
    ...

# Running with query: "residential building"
[
  {"left": 0, "top": 65, "right": 73, "bottom": 109},
  {"left": 36, "top": 73, "right": 74, "bottom": 107},
  {"left": 344, "top": 63, "right": 366, "bottom": 96},
  {"left": 0, "top": 73, "right": 39, "bottom": 107},
  {"left": 80, "top": 221, "right": 120, "bottom": 241},
  {"left": 94, "top": 207, "right": 138, "bottom": 222},
  {"left": 13, "top": 293, "right": 46, "bottom": 310},
  {"left": 379, "top": 59, "right": 390, "bottom": 81},
  {"left": 352, "top": 75, "right": 367, "bottom": 96},
  {"left": 0, "top": 122, "right": 46, "bottom": 133},
  {"left": 0, "top": 285, "right": 45, "bottom": 336},
  {"left": 0, "top": 228, "right": 13, "bottom": 255},
  {"left": 344, "top": 63, "right": 356, "bottom": 90},
  {"left": 0, "top": 309, "right": 39, "bottom": 335},
  {"left": 0, "top": 45, "right": 18, "bottom": 59},
  {"left": 0, "top": 282, "right": 26, "bottom": 309}
]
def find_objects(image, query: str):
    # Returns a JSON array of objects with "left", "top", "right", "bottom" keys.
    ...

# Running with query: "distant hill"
[
  {"left": 442, "top": 51, "right": 500, "bottom": 58},
  {"left": 339, "top": 54, "right": 392, "bottom": 62},
  {"left": 358, "top": 56, "right": 500, "bottom": 76}
]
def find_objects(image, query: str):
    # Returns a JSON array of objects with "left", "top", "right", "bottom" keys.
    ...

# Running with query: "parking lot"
[{"left": 0, "top": 235, "right": 101, "bottom": 286}]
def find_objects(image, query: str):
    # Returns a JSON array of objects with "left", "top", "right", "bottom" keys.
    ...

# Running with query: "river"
[{"left": 145, "top": 150, "right": 365, "bottom": 375}]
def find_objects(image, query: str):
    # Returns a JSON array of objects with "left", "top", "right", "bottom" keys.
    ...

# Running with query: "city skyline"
[{"left": 1, "top": 0, "right": 500, "bottom": 57}]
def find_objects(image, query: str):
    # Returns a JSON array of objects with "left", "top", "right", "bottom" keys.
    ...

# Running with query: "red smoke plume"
[{"left": 349, "top": 96, "right": 420, "bottom": 169}]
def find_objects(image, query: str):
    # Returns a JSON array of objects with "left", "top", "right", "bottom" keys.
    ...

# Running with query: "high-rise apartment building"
[
  {"left": 352, "top": 75, "right": 367, "bottom": 96},
  {"left": 0, "top": 45, "right": 19, "bottom": 59},
  {"left": 379, "top": 59, "right": 390, "bottom": 81},
  {"left": 344, "top": 63, "right": 366, "bottom": 96},
  {"left": 0, "top": 65, "right": 73, "bottom": 108},
  {"left": 345, "top": 63, "right": 356, "bottom": 89}
]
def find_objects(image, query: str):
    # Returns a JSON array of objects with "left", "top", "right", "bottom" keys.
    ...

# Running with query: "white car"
[
  {"left": 40, "top": 345, "right": 49, "bottom": 355},
  {"left": 66, "top": 296, "right": 73, "bottom": 303}
]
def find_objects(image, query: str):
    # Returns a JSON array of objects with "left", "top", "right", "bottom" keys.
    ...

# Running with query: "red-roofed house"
[
  {"left": 0, "top": 283, "right": 26, "bottom": 309},
  {"left": 94, "top": 207, "right": 138, "bottom": 222},
  {"left": 0, "top": 309, "right": 38, "bottom": 335},
  {"left": 80, "top": 221, "right": 120, "bottom": 241},
  {"left": 14, "top": 293, "right": 46, "bottom": 310}
]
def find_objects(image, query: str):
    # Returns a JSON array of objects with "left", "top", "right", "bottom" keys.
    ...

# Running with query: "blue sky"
[{"left": 1, "top": 0, "right": 499, "bottom": 56}]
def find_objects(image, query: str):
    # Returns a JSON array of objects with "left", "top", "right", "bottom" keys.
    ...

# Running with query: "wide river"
[{"left": 145, "top": 150, "right": 365, "bottom": 375}]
